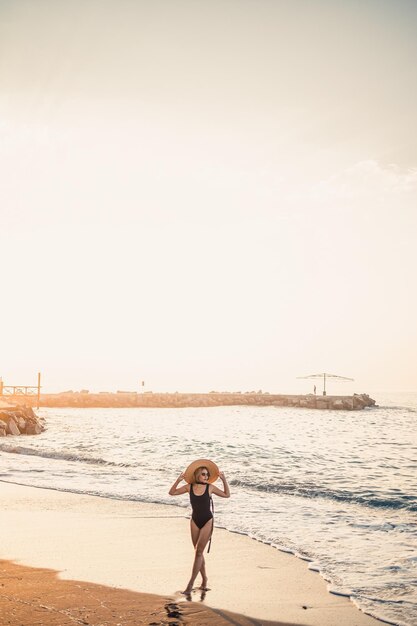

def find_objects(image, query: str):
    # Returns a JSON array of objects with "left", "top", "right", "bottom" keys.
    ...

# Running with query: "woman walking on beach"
[{"left": 169, "top": 459, "right": 230, "bottom": 594}]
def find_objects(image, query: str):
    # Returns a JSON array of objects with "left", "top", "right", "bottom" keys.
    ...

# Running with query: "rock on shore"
[{"left": 0, "top": 404, "right": 45, "bottom": 437}]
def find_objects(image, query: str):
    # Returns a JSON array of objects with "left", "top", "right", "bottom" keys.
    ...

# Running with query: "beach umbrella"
[{"left": 297, "top": 372, "right": 354, "bottom": 396}]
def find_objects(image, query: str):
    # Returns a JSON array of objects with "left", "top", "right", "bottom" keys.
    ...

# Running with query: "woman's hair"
[{"left": 194, "top": 466, "right": 210, "bottom": 482}]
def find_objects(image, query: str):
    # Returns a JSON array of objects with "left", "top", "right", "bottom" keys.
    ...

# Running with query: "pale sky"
[{"left": 1, "top": 0, "right": 416, "bottom": 394}]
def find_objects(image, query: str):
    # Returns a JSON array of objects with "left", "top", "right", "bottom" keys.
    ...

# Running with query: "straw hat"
[{"left": 184, "top": 459, "right": 220, "bottom": 484}]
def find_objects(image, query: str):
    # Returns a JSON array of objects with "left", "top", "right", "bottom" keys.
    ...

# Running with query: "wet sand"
[
  {"left": 0, "top": 560, "right": 290, "bottom": 626},
  {"left": 0, "top": 481, "right": 381, "bottom": 626}
]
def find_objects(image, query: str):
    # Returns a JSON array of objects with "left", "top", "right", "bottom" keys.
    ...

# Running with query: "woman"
[{"left": 169, "top": 458, "right": 230, "bottom": 594}]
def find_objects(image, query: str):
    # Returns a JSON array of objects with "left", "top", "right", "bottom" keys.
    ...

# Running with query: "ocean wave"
[
  {"left": 0, "top": 444, "right": 138, "bottom": 468},
  {"left": 230, "top": 478, "right": 417, "bottom": 511},
  {"left": 382, "top": 405, "right": 417, "bottom": 414}
]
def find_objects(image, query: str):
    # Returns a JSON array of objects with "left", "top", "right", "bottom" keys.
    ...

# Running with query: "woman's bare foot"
[
  {"left": 182, "top": 587, "right": 193, "bottom": 595},
  {"left": 199, "top": 578, "right": 209, "bottom": 590}
]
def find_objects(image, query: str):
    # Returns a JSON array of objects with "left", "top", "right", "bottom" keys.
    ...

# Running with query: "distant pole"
[
  {"left": 323, "top": 373, "right": 326, "bottom": 396},
  {"left": 37, "top": 372, "right": 41, "bottom": 409}
]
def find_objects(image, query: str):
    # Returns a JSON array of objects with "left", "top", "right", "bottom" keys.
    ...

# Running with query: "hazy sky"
[{"left": 1, "top": 0, "right": 416, "bottom": 394}]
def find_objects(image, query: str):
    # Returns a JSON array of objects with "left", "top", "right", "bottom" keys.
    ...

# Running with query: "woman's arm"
[
  {"left": 210, "top": 471, "right": 230, "bottom": 498},
  {"left": 168, "top": 472, "right": 190, "bottom": 496}
]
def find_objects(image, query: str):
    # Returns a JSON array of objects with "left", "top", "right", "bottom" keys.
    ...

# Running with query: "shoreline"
[
  {"left": 0, "top": 478, "right": 398, "bottom": 623},
  {"left": 0, "top": 480, "right": 384, "bottom": 626}
]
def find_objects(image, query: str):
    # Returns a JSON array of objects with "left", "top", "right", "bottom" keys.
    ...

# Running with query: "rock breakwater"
[
  {"left": 0, "top": 403, "right": 45, "bottom": 437},
  {"left": 9, "top": 392, "right": 376, "bottom": 411}
]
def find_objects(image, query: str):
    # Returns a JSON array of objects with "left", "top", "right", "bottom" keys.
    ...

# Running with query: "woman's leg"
[
  {"left": 190, "top": 519, "right": 200, "bottom": 547},
  {"left": 184, "top": 519, "right": 213, "bottom": 593},
  {"left": 190, "top": 520, "right": 208, "bottom": 587},
  {"left": 199, "top": 555, "right": 208, "bottom": 589}
]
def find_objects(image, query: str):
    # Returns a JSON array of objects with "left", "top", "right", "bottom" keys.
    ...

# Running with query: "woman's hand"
[
  {"left": 178, "top": 472, "right": 185, "bottom": 482},
  {"left": 219, "top": 471, "right": 226, "bottom": 481}
]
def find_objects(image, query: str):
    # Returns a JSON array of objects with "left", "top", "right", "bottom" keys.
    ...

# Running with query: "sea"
[{"left": 0, "top": 392, "right": 416, "bottom": 626}]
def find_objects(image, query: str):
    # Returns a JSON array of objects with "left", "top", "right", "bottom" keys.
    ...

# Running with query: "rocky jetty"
[
  {"left": 0, "top": 403, "right": 45, "bottom": 437},
  {"left": 9, "top": 392, "right": 376, "bottom": 411}
]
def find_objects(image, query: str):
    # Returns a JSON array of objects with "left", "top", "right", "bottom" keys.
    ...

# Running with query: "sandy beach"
[{"left": 0, "top": 480, "right": 382, "bottom": 626}]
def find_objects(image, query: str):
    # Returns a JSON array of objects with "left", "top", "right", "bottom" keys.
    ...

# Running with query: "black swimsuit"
[{"left": 190, "top": 483, "right": 213, "bottom": 529}]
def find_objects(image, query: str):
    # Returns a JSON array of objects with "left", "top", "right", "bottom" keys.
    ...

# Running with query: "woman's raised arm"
[
  {"left": 210, "top": 471, "right": 230, "bottom": 498},
  {"left": 168, "top": 472, "right": 190, "bottom": 496}
]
